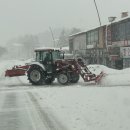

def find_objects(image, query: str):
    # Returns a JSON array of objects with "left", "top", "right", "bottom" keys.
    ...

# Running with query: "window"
[
  {"left": 112, "top": 24, "right": 119, "bottom": 41},
  {"left": 112, "top": 22, "right": 127, "bottom": 41},
  {"left": 119, "top": 23, "right": 125, "bottom": 40},
  {"left": 87, "top": 32, "right": 91, "bottom": 44},
  {"left": 126, "top": 21, "right": 130, "bottom": 40},
  {"left": 94, "top": 30, "right": 98, "bottom": 41},
  {"left": 87, "top": 30, "right": 99, "bottom": 46}
]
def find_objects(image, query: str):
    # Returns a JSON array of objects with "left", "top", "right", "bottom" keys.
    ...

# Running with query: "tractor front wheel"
[{"left": 57, "top": 73, "right": 68, "bottom": 85}]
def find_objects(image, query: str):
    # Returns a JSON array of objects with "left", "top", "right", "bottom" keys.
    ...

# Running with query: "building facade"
[
  {"left": 69, "top": 17, "right": 130, "bottom": 69},
  {"left": 107, "top": 17, "right": 130, "bottom": 69},
  {"left": 69, "top": 26, "right": 108, "bottom": 66}
]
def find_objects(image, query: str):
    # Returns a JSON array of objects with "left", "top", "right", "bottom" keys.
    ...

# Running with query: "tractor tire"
[
  {"left": 70, "top": 73, "right": 80, "bottom": 83},
  {"left": 57, "top": 73, "right": 68, "bottom": 85},
  {"left": 27, "top": 65, "right": 45, "bottom": 85}
]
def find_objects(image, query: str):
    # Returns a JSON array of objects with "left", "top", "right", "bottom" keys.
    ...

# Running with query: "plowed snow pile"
[{"left": 88, "top": 65, "right": 130, "bottom": 86}]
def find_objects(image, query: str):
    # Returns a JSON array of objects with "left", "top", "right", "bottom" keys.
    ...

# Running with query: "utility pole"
[
  {"left": 93, "top": 0, "right": 101, "bottom": 27},
  {"left": 93, "top": 0, "right": 102, "bottom": 64}
]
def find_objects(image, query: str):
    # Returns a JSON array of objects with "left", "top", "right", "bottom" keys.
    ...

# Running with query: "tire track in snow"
[
  {"left": 0, "top": 93, "right": 20, "bottom": 130},
  {"left": 27, "top": 92, "right": 67, "bottom": 130},
  {"left": 0, "top": 92, "right": 35, "bottom": 130}
]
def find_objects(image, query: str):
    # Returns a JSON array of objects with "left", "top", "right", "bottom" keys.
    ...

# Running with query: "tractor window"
[
  {"left": 36, "top": 52, "right": 43, "bottom": 61},
  {"left": 36, "top": 51, "right": 51, "bottom": 61},
  {"left": 52, "top": 51, "right": 63, "bottom": 61},
  {"left": 36, "top": 52, "right": 40, "bottom": 61},
  {"left": 41, "top": 52, "right": 52, "bottom": 61},
  {"left": 43, "top": 52, "right": 51, "bottom": 61},
  {"left": 36, "top": 50, "right": 63, "bottom": 61}
]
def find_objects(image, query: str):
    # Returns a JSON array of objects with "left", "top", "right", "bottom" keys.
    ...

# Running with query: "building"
[
  {"left": 107, "top": 17, "right": 130, "bottom": 69},
  {"left": 69, "top": 17, "right": 130, "bottom": 69},
  {"left": 69, "top": 26, "right": 108, "bottom": 66}
]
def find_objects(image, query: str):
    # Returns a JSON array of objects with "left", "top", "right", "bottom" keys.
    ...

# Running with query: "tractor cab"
[{"left": 34, "top": 48, "right": 64, "bottom": 72}]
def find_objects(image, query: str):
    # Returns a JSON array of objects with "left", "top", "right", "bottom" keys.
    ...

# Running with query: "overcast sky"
[{"left": 0, "top": 0, "right": 130, "bottom": 46}]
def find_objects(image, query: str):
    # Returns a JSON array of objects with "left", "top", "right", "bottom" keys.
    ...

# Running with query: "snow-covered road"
[
  {"left": 0, "top": 86, "right": 67, "bottom": 130},
  {"left": 0, "top": 84, "right": 130, "bottom": 130}
]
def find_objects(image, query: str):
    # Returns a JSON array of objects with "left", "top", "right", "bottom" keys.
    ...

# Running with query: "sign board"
[
  {"left": 107, "top": 26, "right": 112, "bottom": 45},
  {"left": 120, "top": 47, "right": 130, "bottom": 58}
]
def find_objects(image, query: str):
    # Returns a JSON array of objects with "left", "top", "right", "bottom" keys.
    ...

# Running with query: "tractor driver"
[
  {"left": 43, "top": 52, "right": 53, "bottom": 72},
  {"left": 43, "top": 52, "right": 50, "bottom": 65}
]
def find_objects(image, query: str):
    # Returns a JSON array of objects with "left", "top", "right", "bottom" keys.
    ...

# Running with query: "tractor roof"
[{"left": 35, "top": 47, "right": 61, "bottom": 52}]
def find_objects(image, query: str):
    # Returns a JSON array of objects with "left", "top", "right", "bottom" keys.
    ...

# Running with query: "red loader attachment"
[
  {"left": 95, "top": 71, "right": 104, "bottom": 83},
  {"left": 5, "top": 65, "right": 29, "bottom": 77},
  {"left": 76, "top": 58, "right": 104, "bottom": 83}
]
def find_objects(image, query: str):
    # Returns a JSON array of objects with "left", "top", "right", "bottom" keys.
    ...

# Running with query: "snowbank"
[{"left": 88, "top": 64, "right": 130, "bottom": 86}]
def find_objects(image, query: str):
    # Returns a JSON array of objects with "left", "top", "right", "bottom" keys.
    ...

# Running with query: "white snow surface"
[{"left": 0, "top": 59, "right": 130, "bottom": 130}]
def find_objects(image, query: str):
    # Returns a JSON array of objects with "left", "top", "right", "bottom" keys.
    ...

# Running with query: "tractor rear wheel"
[
  {"left": 57, "top": 73, "right": 68, "bottom": 85},
  {"left": 27, "top": 66, "right": 45, "bottom": 85}
]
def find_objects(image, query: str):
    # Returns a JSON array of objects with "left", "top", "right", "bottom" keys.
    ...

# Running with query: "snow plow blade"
[
  {"left": 95, "top": 71, "right": 104, "bottom": 83},
  {"left": 5, "top": 65, "right": 30, "bottom": 77}
]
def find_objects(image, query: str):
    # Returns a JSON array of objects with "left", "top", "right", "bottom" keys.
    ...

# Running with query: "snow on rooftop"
[
  {"left": 70, "top": 17, "right": 130, "bottom": 38},
  {"left": 34, "top": 47, "right": 61, "bottom": 51},
  {"left": 35, "top": 46, "right": 70, "bottom": 52},
  {"left": 69, "top": 31, "right": 87, "bottom": 37}
]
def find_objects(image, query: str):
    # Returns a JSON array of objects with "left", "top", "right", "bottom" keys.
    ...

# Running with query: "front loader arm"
[{"left": 74, "top": 58, "right": 104, "bottom": 83}]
